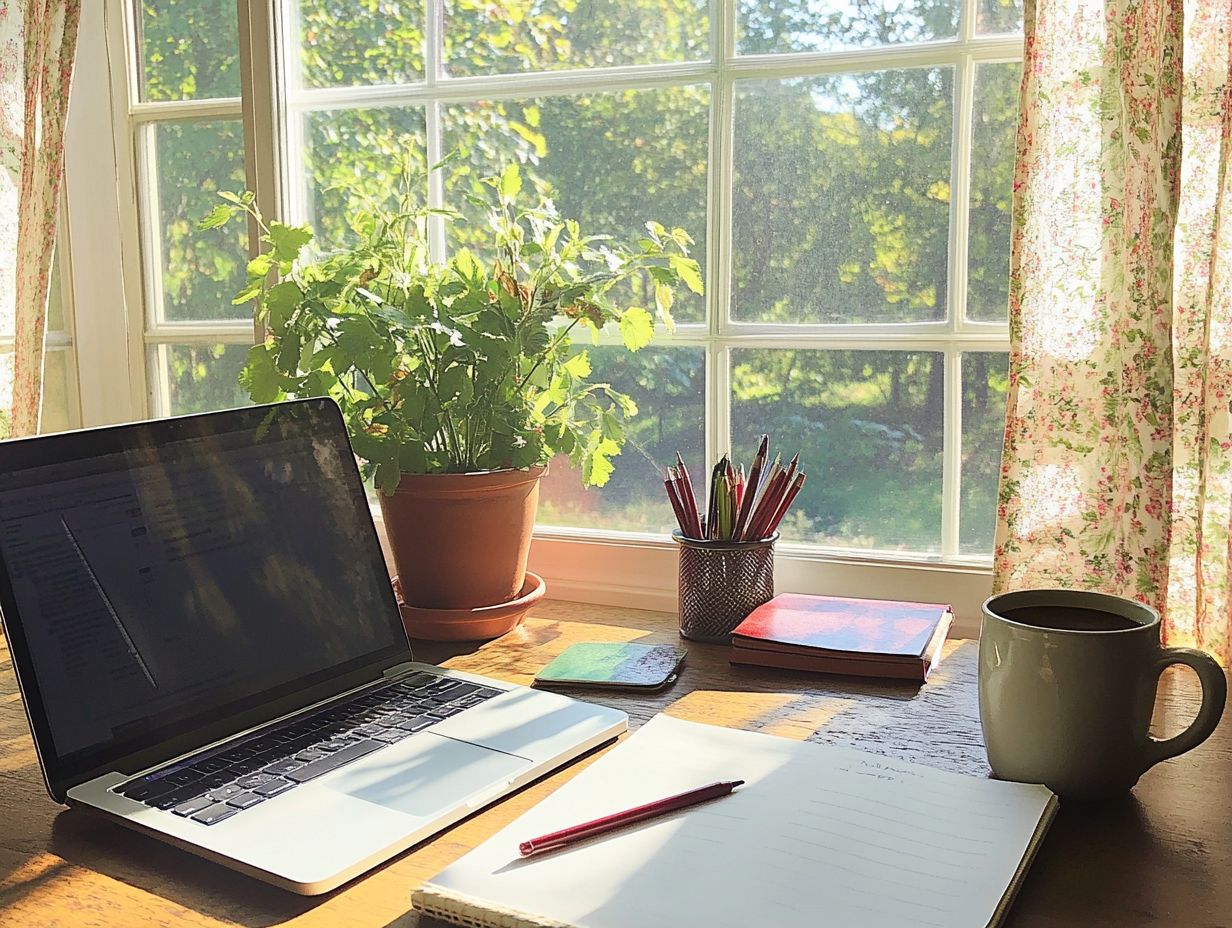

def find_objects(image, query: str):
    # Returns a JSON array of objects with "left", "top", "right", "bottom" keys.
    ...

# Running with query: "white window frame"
[{"left": 64, "top": 0, "right": 1022, "bottom": 633}]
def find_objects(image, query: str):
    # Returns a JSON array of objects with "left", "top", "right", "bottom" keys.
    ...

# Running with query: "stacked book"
[{"left": 729, "top": 593, "right": 953, "bottom": 682}]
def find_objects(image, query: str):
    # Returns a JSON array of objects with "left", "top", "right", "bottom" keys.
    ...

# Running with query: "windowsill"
[{"left": 370, "top": 511, "right": 992, "bottom": 638}]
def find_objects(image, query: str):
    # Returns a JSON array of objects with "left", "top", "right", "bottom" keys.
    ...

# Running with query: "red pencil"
[
  {"left": 663, "top": 469, "right": 689, "bottom": 536},
  {"left": 765, "top": 471, "right": 806, "bottom": 536},
  {"left": 746, "top": 468, "right": 788, "bottom": 540},
  {"left": 518, "top": 780, "right": 745, "bottom": 857},
  {"left": 675, "top": 453, "right": 702, "bottom": 538},
  {"left": 733, "top": 435, "right": 768, "bottom": 540},
  {"left": 781, "top": 452, "right": 799, "bottom": 489},
  {"left": 679, "top": 467, "right": 703, "bottom": 539}
]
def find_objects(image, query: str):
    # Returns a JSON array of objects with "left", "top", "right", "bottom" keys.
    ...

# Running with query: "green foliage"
[
  {"left": 201, "top": 160, "right": 702, "bottom": 495},
  {"left": 152, "top": 0, "right": 1020, "bottom": 550}
]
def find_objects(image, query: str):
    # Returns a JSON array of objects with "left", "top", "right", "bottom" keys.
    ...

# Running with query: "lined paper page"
[{"left": 420, "top": 715, "right": 1055, "bottom": 928}]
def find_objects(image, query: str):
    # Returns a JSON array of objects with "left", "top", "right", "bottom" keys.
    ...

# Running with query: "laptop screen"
[{"left": 0, "top": 399, "right": 409, "bottom": 793}]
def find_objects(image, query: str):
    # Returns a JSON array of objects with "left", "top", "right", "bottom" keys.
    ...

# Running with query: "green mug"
[{"left": 979, "top": 589, "right": 1227, "bottom": 800}]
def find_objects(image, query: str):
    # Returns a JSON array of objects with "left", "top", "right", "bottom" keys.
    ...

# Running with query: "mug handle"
[{"left": 1145, "top": 648, "right": 1227, "bottom": 766}]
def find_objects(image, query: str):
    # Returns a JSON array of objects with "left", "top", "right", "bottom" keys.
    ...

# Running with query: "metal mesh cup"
[{"left": 673, "top": 532, "right": 778, "bottom": 643}]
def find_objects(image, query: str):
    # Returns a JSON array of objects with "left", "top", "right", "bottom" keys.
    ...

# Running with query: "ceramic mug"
[{"left": 979, "top": 589, "right": 1227, "bottom": 800}]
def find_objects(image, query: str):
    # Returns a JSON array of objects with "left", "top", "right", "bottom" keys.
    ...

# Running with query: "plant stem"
[
  {"left": 316, "top": 324, "right": 397, "bottom": 420},
  {"left": 519, "top": 316, "right": 581, "bottom": 391}
]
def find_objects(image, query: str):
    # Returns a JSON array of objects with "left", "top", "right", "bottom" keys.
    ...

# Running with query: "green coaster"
[{"left": 533, "top": 642, "right": 686, "bottom": 691}]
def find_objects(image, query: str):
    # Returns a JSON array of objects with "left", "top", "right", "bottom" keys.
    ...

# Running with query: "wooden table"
[{"left": 1, "top": 600, "right": 1229, "bottom": 927}]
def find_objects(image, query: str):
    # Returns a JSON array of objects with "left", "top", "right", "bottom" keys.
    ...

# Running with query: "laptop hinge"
[{"left": 382, "top": 661, "right": 417, "bottom": 678}]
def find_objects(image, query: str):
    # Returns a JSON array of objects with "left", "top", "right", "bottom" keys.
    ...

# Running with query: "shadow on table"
[
  {"left": 1006, "top": 794, "right": 1224, "bottom": 926},
  {"left": 48, "top": 810, "right": 322, "bottom": 926}
]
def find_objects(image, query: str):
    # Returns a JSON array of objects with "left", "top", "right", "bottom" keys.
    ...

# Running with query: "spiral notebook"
[{"left": 411, "top": 715, "right": 1058, "bottom": 928}]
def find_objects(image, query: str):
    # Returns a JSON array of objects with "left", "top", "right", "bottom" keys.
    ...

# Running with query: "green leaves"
[
  {"left": 213, "top": 161, "right": 702, "bottom": 492},
  {"left": 619, "top": 307, "right": 655, "bottom": 351},
  {"left": 669, "top": 254, "right": 704, "bottom": 295},
  {"left": 268, "top": 221, "right": 313, "bottom": 266},
  {"left": 563, "top": 350, "right": 591, "bottom": 378},
  {"left": 197, "top": 203, "right": 236, "bottom": 231},
  {"left": 582, "top": 435, "right": 621, "bottom": 487},
  {"left": 239, "top": 343, "right": 287, "bottom": 404},
  {"left": 499, "top": 163, "right": 522, "bottom": 200}
]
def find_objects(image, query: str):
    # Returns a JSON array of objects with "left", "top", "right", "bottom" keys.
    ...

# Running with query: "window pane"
[
  {"left": 445, "top": 0, "right": 708, "bottom": 77},
  {"left": 975, "top": 0, "right": 1024, "bottom": 34},
  {"left": 138, "top": 0, "right": 240, "bottom": 101},
  {"left": 301, "top": 107, "right": 428, "bottom": 253},
  {"left": 47, "top": 249, "right": 66, "bottom": 332},
  {"left": 967, "top": 62, "right": 1020, "bottom": 323},
  {"left": 730, "top": 349, "right": 943, "bottom": 552},
  {"left": 39, "top": 349, "right": 76, "bottom": 435},
  {"left": 155, "top": 344, "right": 251, "bottom": 417},
  {"left": 538, "top": 346, "right": 705, "bottom": 533},
  {"left": 738, "top": 0, "right": 958, "bottom": 55},
  {"left": 442, "top": 88, "right": 709, "bottom": 323},
  {"left": 0, "top": 349, "right": 75, "bottom": 437},
  {"left": 295, "top": 0, "right": 424, "bottom": 88},
  {"left": 732, "top": 69, "right": 953, "bottom": 324},
  {"left": 960, "top": 352, "right": 1008, "bottom": 554},
  {"left": 152, "top": 120, "right": 249, "bottom": 322}
]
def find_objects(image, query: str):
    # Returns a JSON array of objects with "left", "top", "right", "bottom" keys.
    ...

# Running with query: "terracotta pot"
[{"left": 378, "top": 465, "right": 545, "bottom": 613}]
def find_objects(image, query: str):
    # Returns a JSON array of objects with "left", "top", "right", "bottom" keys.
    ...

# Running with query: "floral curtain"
[
  {"left": 0, "top": 0, "right": 80, "bottom": 438},
  {"left": 994, "top": 0, "right": 1232, "bottom": 662}
]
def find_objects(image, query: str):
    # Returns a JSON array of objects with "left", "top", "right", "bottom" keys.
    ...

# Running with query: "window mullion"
[
  {"left": 134, "top": 124, "right": 167, "bottom": 332},
  {"left": 950, "top": 52, "right": 976, "bottom": 334},
  {"left": 707, "top": 0, "right": 735, "bottom": 475},
  {"left": 425, "top": 0, "right": 446, "bottom": 262},
  {"left": 942, "top": 347, "right": 962, "bottom": 558},
  {"left": 146, "top": 345, "right": 172, "bottom": 418},
  {"left": 961, "top": 0, "right": 978, "bottom": 41}
]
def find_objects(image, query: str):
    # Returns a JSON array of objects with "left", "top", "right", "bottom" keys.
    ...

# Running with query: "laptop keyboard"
[{"left": 113, "top": 672, "right": 503, "bottom": 825}]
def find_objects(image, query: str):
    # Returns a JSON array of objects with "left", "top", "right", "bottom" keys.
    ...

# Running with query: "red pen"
[{"left": 517, "top": 779, "right": 745, "bottom": 858}]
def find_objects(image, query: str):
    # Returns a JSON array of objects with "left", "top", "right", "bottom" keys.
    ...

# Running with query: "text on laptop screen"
[{"left": 0, "top": 403, "right": 407, "bottom": 767}]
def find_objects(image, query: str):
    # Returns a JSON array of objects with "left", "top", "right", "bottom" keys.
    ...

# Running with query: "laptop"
[{"left": 0, "top": 398, "right": 627, "bottom": 894}]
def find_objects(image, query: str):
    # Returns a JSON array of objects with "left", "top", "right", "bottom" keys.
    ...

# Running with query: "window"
[
  {"left": 127, "top": 0, "right": 251, "bottom": 418},
  {"left": 70, "top": 0, "right": 1023, "bottom": 622}
]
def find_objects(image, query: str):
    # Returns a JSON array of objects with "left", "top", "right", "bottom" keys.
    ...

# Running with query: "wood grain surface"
[{"left": 1, "top": 599, "right": 1228, "bottom": 927}]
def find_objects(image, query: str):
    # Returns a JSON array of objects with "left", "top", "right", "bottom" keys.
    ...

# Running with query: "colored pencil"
[
  {"left": 781, "top": 452, "right": 799, "bottom": 489},
  {"left": 663, "top": 442, "right": 803, "bottom": 542},
  {"left": 765, "top": 472, "right": 806, "bottom": 536},
  {"left": 675, "top": 453, "right": 702, "bottom": 538},
  {"left": 707, "top": 457, "right": 726, "bottom": 540},
  {"left": 733, "top": 435, "right": 768, "bottom": 541},
  {"left": 664, "top": 469, "right": 689, "bottom": 535},
  {"left": 745, "top": 469, "right": 785, "bottom": 541},
  {"left": 744, "top": 454, "right": 781, "bottom": 538}
]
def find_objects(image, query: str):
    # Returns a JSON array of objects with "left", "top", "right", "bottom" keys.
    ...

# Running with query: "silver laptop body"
[{"left": 0, "top": 399, "right": 626, "bottom": 894}]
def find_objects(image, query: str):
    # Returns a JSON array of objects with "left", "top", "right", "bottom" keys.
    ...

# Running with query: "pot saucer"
[{"left": 392, "top": 571, "right": 546, "bottom": 642}]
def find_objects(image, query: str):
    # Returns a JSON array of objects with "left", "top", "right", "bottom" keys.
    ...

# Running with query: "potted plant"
[{"left": 199, "top": 161, "right": 702, "bottom": 640}]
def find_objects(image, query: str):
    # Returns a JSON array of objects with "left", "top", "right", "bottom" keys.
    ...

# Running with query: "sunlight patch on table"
[
  {"left": 442, "top": 616, "right": 650, "bottom": 686},
  {"left": 663, "top": 691, "right": 854, "bottom": 740}
]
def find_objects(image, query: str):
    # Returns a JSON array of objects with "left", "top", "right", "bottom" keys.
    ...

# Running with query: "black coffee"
[{"left": 998, "top": 605, "right": 1141, "bottom": 632}]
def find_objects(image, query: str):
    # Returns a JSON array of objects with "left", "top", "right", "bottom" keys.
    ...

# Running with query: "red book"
[{"left": 729, "top": 593, "right": 953, "bottom": 682}]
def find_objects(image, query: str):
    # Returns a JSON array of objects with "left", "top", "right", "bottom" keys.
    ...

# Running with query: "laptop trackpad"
[{"left": 327, "top": 733, "right": 532, "bottom": 818}]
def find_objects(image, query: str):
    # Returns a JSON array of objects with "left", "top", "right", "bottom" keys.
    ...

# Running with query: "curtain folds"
[
  {"left": 1, "top": 0, "right": 81, "bottom": 438},
  {"left": 995, "top": 0, "right": 1232, "bottom": 662}
]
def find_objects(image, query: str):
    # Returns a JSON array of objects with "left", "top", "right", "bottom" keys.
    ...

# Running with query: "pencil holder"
[{"left": 673, "top": 532, "right": 778, "bottom": 643}]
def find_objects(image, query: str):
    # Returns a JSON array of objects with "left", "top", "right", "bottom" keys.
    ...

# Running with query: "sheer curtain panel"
[
  {"left": 0, "top": 0, "right": 80, "bottom": 437},
  {"left": 995, "top": 0, "right": 1232, "bottom": 662}
]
